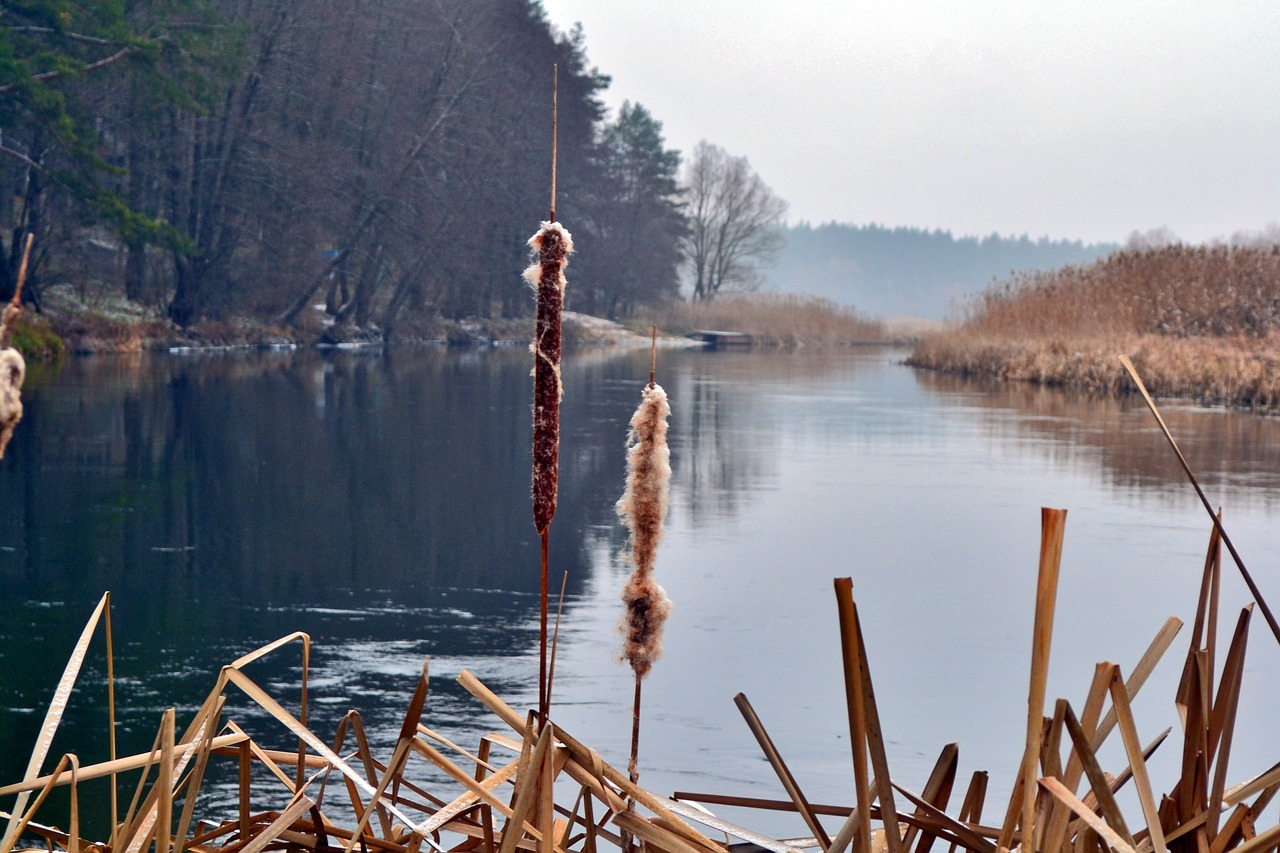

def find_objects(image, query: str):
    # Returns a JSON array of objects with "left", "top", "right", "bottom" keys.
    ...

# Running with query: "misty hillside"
[{"left": 766, "top": 222, "right": 1119, "bottom": 320}]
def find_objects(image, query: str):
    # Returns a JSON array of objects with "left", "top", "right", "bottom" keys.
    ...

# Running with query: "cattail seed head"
[
  {"left": 618, "top": 383, "right": 672, "bottom": 678},
  {"left": 0, "top": 346, "right": 25, "bottom": 460},
  {"left": 525, "top": 221, "right": 573, "bottom": 535}
]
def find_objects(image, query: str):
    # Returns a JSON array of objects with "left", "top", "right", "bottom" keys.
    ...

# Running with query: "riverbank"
[
  {"left": 909, "top": 244, "right": 1280, "bottom": 409},
  {"left": 655, "top": 292, "right": 892, "bottom": 346},
  {"left": 13, "top": 288, "right": 892, "bottom": 359}
]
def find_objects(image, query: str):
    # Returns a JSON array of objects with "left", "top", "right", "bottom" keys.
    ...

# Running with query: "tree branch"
[
  {"left": 4, "top": 27, "right": 115, "bottom": 46},
  {"left": 0, "top": 45, "right": 136, "bottom": 93},
  {"left": 0, "top": 143, "right": 44, "bottom": 172}
]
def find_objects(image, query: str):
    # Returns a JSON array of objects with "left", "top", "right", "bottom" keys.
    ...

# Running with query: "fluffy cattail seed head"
[
  {"left": 525, "top": 221, "right": 573, "bottom": 534},
  {"left": 0, "top": 346, "right": 25, "bottom": 460},
  {"left": 618, "top": 383, "right": 672, "bottom": 678}
]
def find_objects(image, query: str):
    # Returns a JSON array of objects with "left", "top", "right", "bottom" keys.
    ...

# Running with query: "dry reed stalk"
[
  {"left": 1107, "top": 664, "right": 1167, "bottom": 853},
  {"left": 902, "top": 743, "right": 958, "bottom": 853},
  {"left": 834, "top": 578, "right": 874, "bottom": 853},
  {"left": 1206, "top": 607, "right": 1252, "bottom": 840},
  {"left": 734, "top": 693, "right": 832, "bottom": 848},
  {"left": 1, "top": 592, "right": 109, "bottom": 852},
  {"left": 852, "top": 609, "right": 904, "bottom": 853},
  {"left": 1120, "top": 355, "right": 1280, "bottom": 647},
  {"left": 998, "top": 508, "right": 1065, "bottom": 853}
]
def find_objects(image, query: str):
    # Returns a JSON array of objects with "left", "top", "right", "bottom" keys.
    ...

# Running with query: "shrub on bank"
[{"left": 9, "top": 314, "right": 65, "bottom": 363}]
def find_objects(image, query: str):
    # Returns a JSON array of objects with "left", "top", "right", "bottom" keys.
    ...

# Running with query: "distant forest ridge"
[{"left": 766, "top": 222, "right": 1121, "bottom": 320}]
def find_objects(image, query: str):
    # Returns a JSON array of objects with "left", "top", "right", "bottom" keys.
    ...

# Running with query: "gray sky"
[{"left": 540, "top": 1, "right": 1279, "bottom": 245}]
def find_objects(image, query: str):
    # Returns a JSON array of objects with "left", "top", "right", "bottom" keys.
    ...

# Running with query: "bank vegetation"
[
  {"left": 909, "top": 244, "right": 1280, "bottom": 408},
  {"left": 656, "top": 293, "right": 888, "bottom": 347}
]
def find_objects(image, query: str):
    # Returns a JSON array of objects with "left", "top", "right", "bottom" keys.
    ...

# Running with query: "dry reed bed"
[
  {"left": 658, "top": 294, "right": 887, "bottom": 347},
  {"left": 6, "top": 496, "right": 1280, "bottom": 853},
  {"left": 910, "top": 246, "right": 1280, "bottom": 407}
]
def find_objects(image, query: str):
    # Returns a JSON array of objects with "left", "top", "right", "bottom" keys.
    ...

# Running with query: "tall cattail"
[
  {"left": 526, "top": 218, "right": 572, "bottom": 723},
  {"left": 618, "top": 382, "right": 673, "bottom": 677},
  {"left": 525, "top": 221, "right": 573, "bottom": 535},
  {"left": 617, "top": 380, "right": 672, "bottom": 804}
]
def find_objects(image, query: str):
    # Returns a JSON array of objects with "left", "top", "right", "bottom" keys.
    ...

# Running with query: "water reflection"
[
  {"left": 0, "top": 345, "right": 661, "bottom": 807},
  {"left": 914, "top": 369, "right": 1280, "bottom": 508}
]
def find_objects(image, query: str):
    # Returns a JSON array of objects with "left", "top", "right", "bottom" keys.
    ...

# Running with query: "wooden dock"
[{"left": 688, "top": 329, "right": 753, "bottom": 349}]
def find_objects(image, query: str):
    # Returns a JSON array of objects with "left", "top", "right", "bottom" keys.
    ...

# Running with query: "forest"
[
  {"left": 0, "top": 0, "right": 690, "bottom": 335},
  {"left": 769, "top": 222, "right": 1119, "bottom": 319}
]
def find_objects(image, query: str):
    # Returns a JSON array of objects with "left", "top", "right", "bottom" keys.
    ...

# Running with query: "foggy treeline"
[
  {"left": 769, "top": 222, "right": 1119, "bottom": 320},
  {"left": 0, "top": 1, "right": 686, "bottom": 329}
]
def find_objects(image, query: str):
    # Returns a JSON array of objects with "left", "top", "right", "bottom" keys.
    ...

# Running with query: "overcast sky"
[{"left": 540, "top": 1, "right": 1279, "bottom": 245}]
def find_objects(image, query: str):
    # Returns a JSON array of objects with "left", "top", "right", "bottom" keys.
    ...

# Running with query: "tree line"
[
  {"left": 0, "top": 1, "right": 787, "bottom": 333},
  {"left": 769, "top": 222, "right": 1119, "bottom": 319}
]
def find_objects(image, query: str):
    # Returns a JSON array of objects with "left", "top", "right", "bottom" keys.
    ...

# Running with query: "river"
[{"left": 3, "top": 345, "right": 1280, "bottom": 839}]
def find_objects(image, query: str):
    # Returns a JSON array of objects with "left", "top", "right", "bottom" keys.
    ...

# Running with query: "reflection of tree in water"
[
  {"left": 0, "top": 348, "right": 664, "bottom": 613},
  {"left": 669, "top": 367, "right": 774, "bottom": 526},
  {"left": 0, "top": 346, "right": 681, "bottom": 793},
  {"left": 667, "top": 351, "right": 880, "bottom": 528},
  {"left": 913, "top": 369, "right": 1280, "bottom": 510}
]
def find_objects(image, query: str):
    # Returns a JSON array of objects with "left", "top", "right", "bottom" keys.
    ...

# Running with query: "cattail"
[
  {"left": 617, "top": 382, "right": 673, "bottom": 677},
  {"left": 0, "top": 336, "right": 23, "bottom": 460},
  {"left": 0, "top": 235, "right": 31, "bottom": 460},
  {"left": 525, "top": 221, "right": 573, "bottom": 535},
  {"left": 617, "top": 379, "right": 672, "bottom": 812}
]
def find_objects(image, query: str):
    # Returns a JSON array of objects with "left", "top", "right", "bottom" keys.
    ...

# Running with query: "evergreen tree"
[
  {"left": 575, "top": 101, "right": 686, "bottom": 317},
  {"left": 0, "top": 0, "right": 219, "bottom": 305}
]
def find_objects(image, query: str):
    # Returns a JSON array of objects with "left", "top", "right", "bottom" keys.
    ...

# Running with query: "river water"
[{"left": 3, "top": 345, "right": 1280, "bottom": 840}]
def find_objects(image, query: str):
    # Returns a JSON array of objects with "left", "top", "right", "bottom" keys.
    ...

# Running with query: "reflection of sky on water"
[{"left": 5, "top": 347, "right": 1280, "bottom": 842}]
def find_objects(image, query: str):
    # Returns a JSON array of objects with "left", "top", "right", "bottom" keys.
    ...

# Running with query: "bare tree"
[{"left": 682, "top": 141, "right": 787, "bottom": 301}]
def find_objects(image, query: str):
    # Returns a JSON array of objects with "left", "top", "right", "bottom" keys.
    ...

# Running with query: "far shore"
[
  {"left": 908, "top": 244, "right": 1280, "bottom": 411},
  {"left": 10, "top": 290, "right": 902, "bottom": 360}
]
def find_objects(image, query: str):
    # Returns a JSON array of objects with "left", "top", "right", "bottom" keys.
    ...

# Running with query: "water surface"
[{"left": 3, "top": 346, "right": 1280, "bottom": 839}]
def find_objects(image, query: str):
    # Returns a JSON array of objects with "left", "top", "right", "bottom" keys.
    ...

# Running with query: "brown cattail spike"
[
  {"left": 525, "top": 221, "right": 573, "bottom": 535},
  {"left": 618, "top": 383, "right": 673, "bottom": 678}
]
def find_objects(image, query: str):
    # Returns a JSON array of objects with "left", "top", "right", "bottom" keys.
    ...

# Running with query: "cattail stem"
[
  {"left": 649, "top": 325, "right": 656, "bottom": 388},
  {"left": 539, "top": 531, "right": 550, "bottom": 722},
  {"left": 629, "top": 675, "right": 642, "bottom": 783},
  {"left": 550, "top": 64, "right": 558, "bottom": 223},
  {"left": 622, "top": 674, "right": 642, "bottom": 853}
]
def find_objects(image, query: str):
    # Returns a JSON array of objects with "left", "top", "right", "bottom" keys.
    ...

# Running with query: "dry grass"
[
  {"left": 911, "top": 245, "right": 1280, "bottom": 407},
  {"left": 653, "top": 293, "right": 888, "bottom": 346}
]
